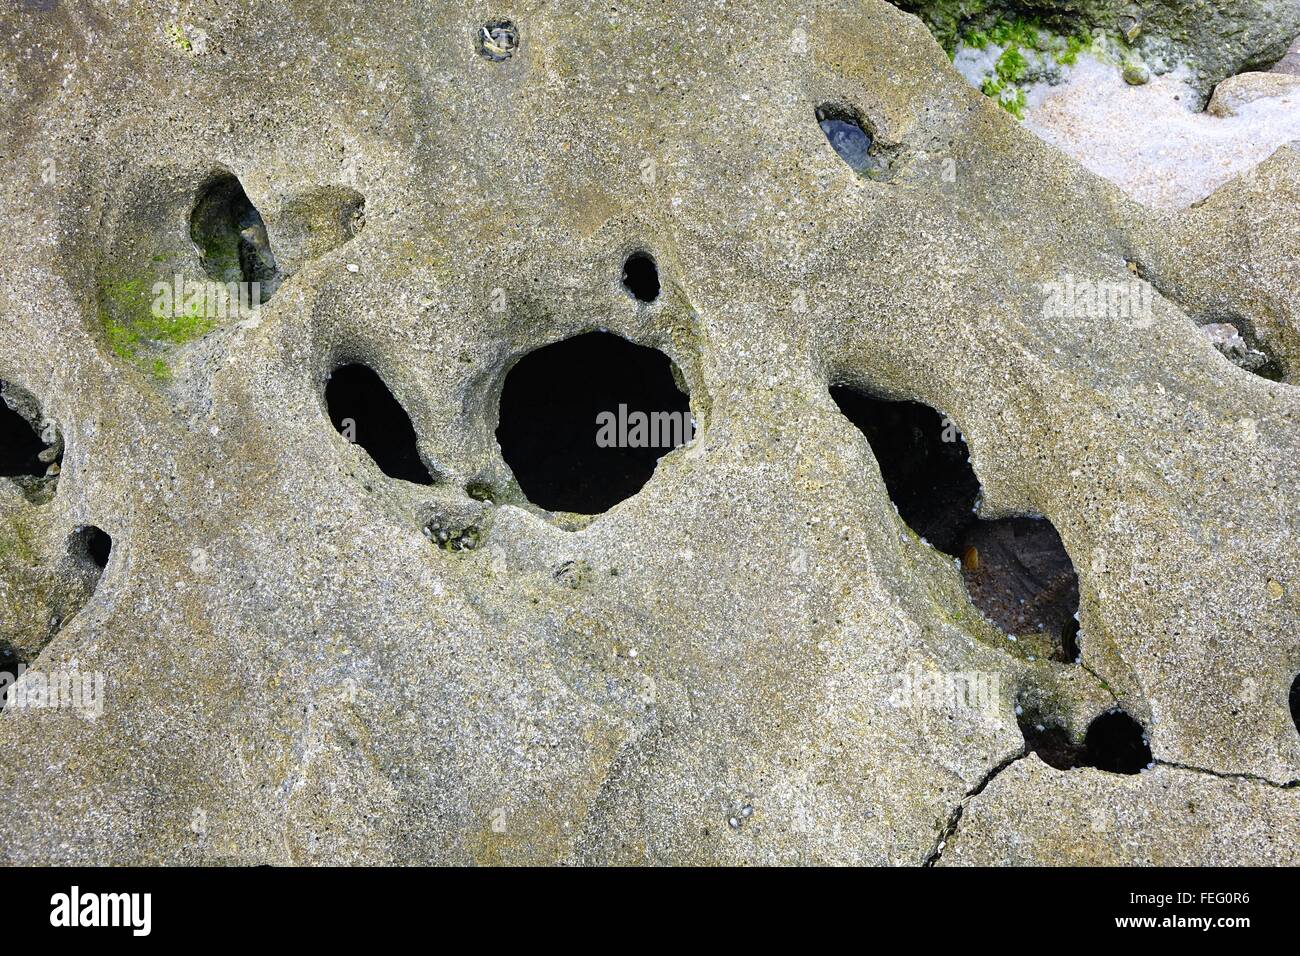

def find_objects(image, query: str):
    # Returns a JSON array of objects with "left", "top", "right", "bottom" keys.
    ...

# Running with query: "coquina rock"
[{"left": 0, "top": 0, "right": 1297, "bottom": 865}]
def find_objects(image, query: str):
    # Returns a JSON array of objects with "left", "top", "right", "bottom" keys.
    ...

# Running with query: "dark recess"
[
  {"left": 622, "top": 252, "right": 661, "bottom": 303},
  {"left": 816, "top": 104, "right": 876, "bottom": 175},
  {"left": 1084, "top": 710, "right": 1153, "bottom": 774},
  {"left": 830, "top": 386, "right": 1079, "bottom": 655},
  {"left": 0, "top": 387, "right": 50, "bottom": 477},
  {"left": 1290, "top": 673, "right": 1299, "bottom": 737},
  {"left": 191, "top": 173, "right": 280, "bottom": 300},
  {"left": 326, "top": 364, "right": 433, "bottom": 485},
  {"left": 497, "top": 331, "right": 690, "bottom": 514},
  {"left": 73, "top": 525, "right": 113, "bottom": 569},
  {"left": 1019, "top": 708, "right": 1153, "bottom": 775}
]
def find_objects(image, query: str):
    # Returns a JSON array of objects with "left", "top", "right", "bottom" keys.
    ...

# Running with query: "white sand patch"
[{"left": 1021, "top": 54, "right": 1300, "bottom": 209}]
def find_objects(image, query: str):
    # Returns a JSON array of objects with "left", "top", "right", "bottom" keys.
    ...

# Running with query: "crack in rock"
[
  {"left": 923, "top": 750, "right": 1027, "bottom": 866},
  {"left": 1154, "top": 760, "right": 1300, "bottom": 791}
]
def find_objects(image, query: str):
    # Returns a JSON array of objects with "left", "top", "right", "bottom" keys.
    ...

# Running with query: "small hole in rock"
[
  {"left": 326, "top": 364, "right": 433, "bottom": 485},
  {"left": 622, "top": 252, "right": 660, "bottom": 303},
  {"left": 72, "top": 525, "right": 112, "bottom": 570},
  {"left": 1199, "top": 321, "right": 1285, "bottom": 381},
  {"left": 1061, "top": 615, "right": 1081, "bottom": 662},
  {"left": 477, "top": 18, "right": 519, "bottom": 61},
  {"left": 0, "top": 638, "right": 19, "bottom": 710},
  {"left": 466, "top": 481, "right": 495, "bottom": 503},
  {"left": 0, "top": 383, "right": 55, "bottom": 478},
  {"left": 831, "top": 386, "right": 1079, "bottom": 655},
  {"left": 816, "top": 104, "right": 876, "bottom": 176},
  {"left": 497, "top": 331, "right": 691, "bottom": 515},
  {"left": 191, "top": 173, "right": 280, "bottom": 301},
  {"left": 1084, "top": 709, "right": 1152, "bottom": 774},
  {"left": 1018, "top": 707, "right": 1152, "bottom": 774}
]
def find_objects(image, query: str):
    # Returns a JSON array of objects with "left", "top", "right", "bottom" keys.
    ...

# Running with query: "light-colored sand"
[{"left": 1021, "top": 54, "right": 1300, "bottom": 210}]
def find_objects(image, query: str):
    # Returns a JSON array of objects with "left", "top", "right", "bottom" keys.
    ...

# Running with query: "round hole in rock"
[
  {"left": 71, "top": 525, "right": 112, "bottom": 570},
  {"left": 1018, "top": 705, "right": 1152, "bottom": 774},
  {"left": 0, "top": 383, "right": 52, "bottom": 478},
  {"left": 496, "top": 331, "right": 691, "bottom": 515},
  {"left": 326, "top": 364, "right": 433, "bottom": 485},
  {"left": 191, "top": 173, "right": 280, "bottom": 300},
  {"left": 1083, "top": 709, "right": 1152, "bottom": 775},
  {"left": 622, "top": 252, "right": 660, "bottom": 303},
  {"left": 830, "top": 386, "right": 1080, "bottom": 657},
  {"left": 816, "top": 104, "right": 875, "bottom": 175}
]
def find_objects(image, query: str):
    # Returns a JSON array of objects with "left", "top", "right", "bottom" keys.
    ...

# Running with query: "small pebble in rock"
[{"left": 1123, "top": 62, "right": 1151, "bottom": 86}]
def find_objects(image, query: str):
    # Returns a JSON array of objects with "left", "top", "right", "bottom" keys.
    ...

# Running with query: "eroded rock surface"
[{"left": 0, "top": 0, "right": 1297, "bottom": 864}]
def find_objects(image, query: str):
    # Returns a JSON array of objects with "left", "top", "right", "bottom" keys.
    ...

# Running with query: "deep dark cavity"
[
  {"left": 191, "top": 173, "right": 280, "bottom": 300},
  {"left": 830, "top": 388, "right": 977, "bottom": 554},
  {"left": 477, "top": 18, "right": 519, "bottom": 60},
  {"left": 1084, "top": 710, "right": 1153, "bottom": 774},
  {"left": 326, "top": 364, "right": 433, "bottom": 485},
  {"left": 622, "top": 252, "right": 660, "bottom": 303},
  {"left": 0, "top": 638, "right": 18, "bottom": 711},
  {"left": 497, "top": 331, "right": 690, "bottom": 515},
  {"left": 830, "top": 387, "right": 1079, "bottom": 655},
  {"left": 1290, "top": 673, "right": 1299, "bottom": 737},
  {"left": 1018, "top": 707, "right": 1152, "bottom": 775},
  {"left": 71, "top": 525, "right": 112, "bottom": 571},
  {"left": 816, "top": 104, "right": 878, "bottom": 176},
  {"left": 0, "top": 384, "right": 53, "bottom": 478}
]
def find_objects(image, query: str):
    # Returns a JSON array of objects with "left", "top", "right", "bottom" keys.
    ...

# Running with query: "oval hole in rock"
[
  {"left": 326, "top": 364, "right": 433, "bottom": 485},
  {"left": 71, "top": 525, "right": 112, "bottom": 571},
  {"left": 622, "top": 252, "right": 660, "bottom": 303},
  {"left": 191, "top": 173, "right": 280, "bottom": 301},
  {"left": 0, "top": 382, "right": 54, "bottom": 478},
  {"left": 1018, "top": 706, "right": 1152, "bottom": 774},
  {"left": 816, "top": 104, "right": 875, "bottom": 175},
  {"left": 497, "top": 331, "right": 691, "bottom": 515},
  {"left": 830, "top": 386, "right": 1080, "bottom": 658}
]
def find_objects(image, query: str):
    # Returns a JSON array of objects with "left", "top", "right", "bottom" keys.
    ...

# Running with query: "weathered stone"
[
  {"left": 1207, "top": 70, "right": 1300, "bottom": 116},
  {"left": 0, "top": 0, "right": 1296, "bottom": 865}
]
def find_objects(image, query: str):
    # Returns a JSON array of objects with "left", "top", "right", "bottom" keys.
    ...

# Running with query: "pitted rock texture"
[{"left": 0, "top": 0, "right": 1297, "bottom": 865}]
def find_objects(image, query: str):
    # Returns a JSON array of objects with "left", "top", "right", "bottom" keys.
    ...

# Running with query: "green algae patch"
[
  {"left": 98, "top": 273, "right": 217, "bottom": 383},
  {"left": 0, "top": 513, "right": 39, "bottom": 567}
]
